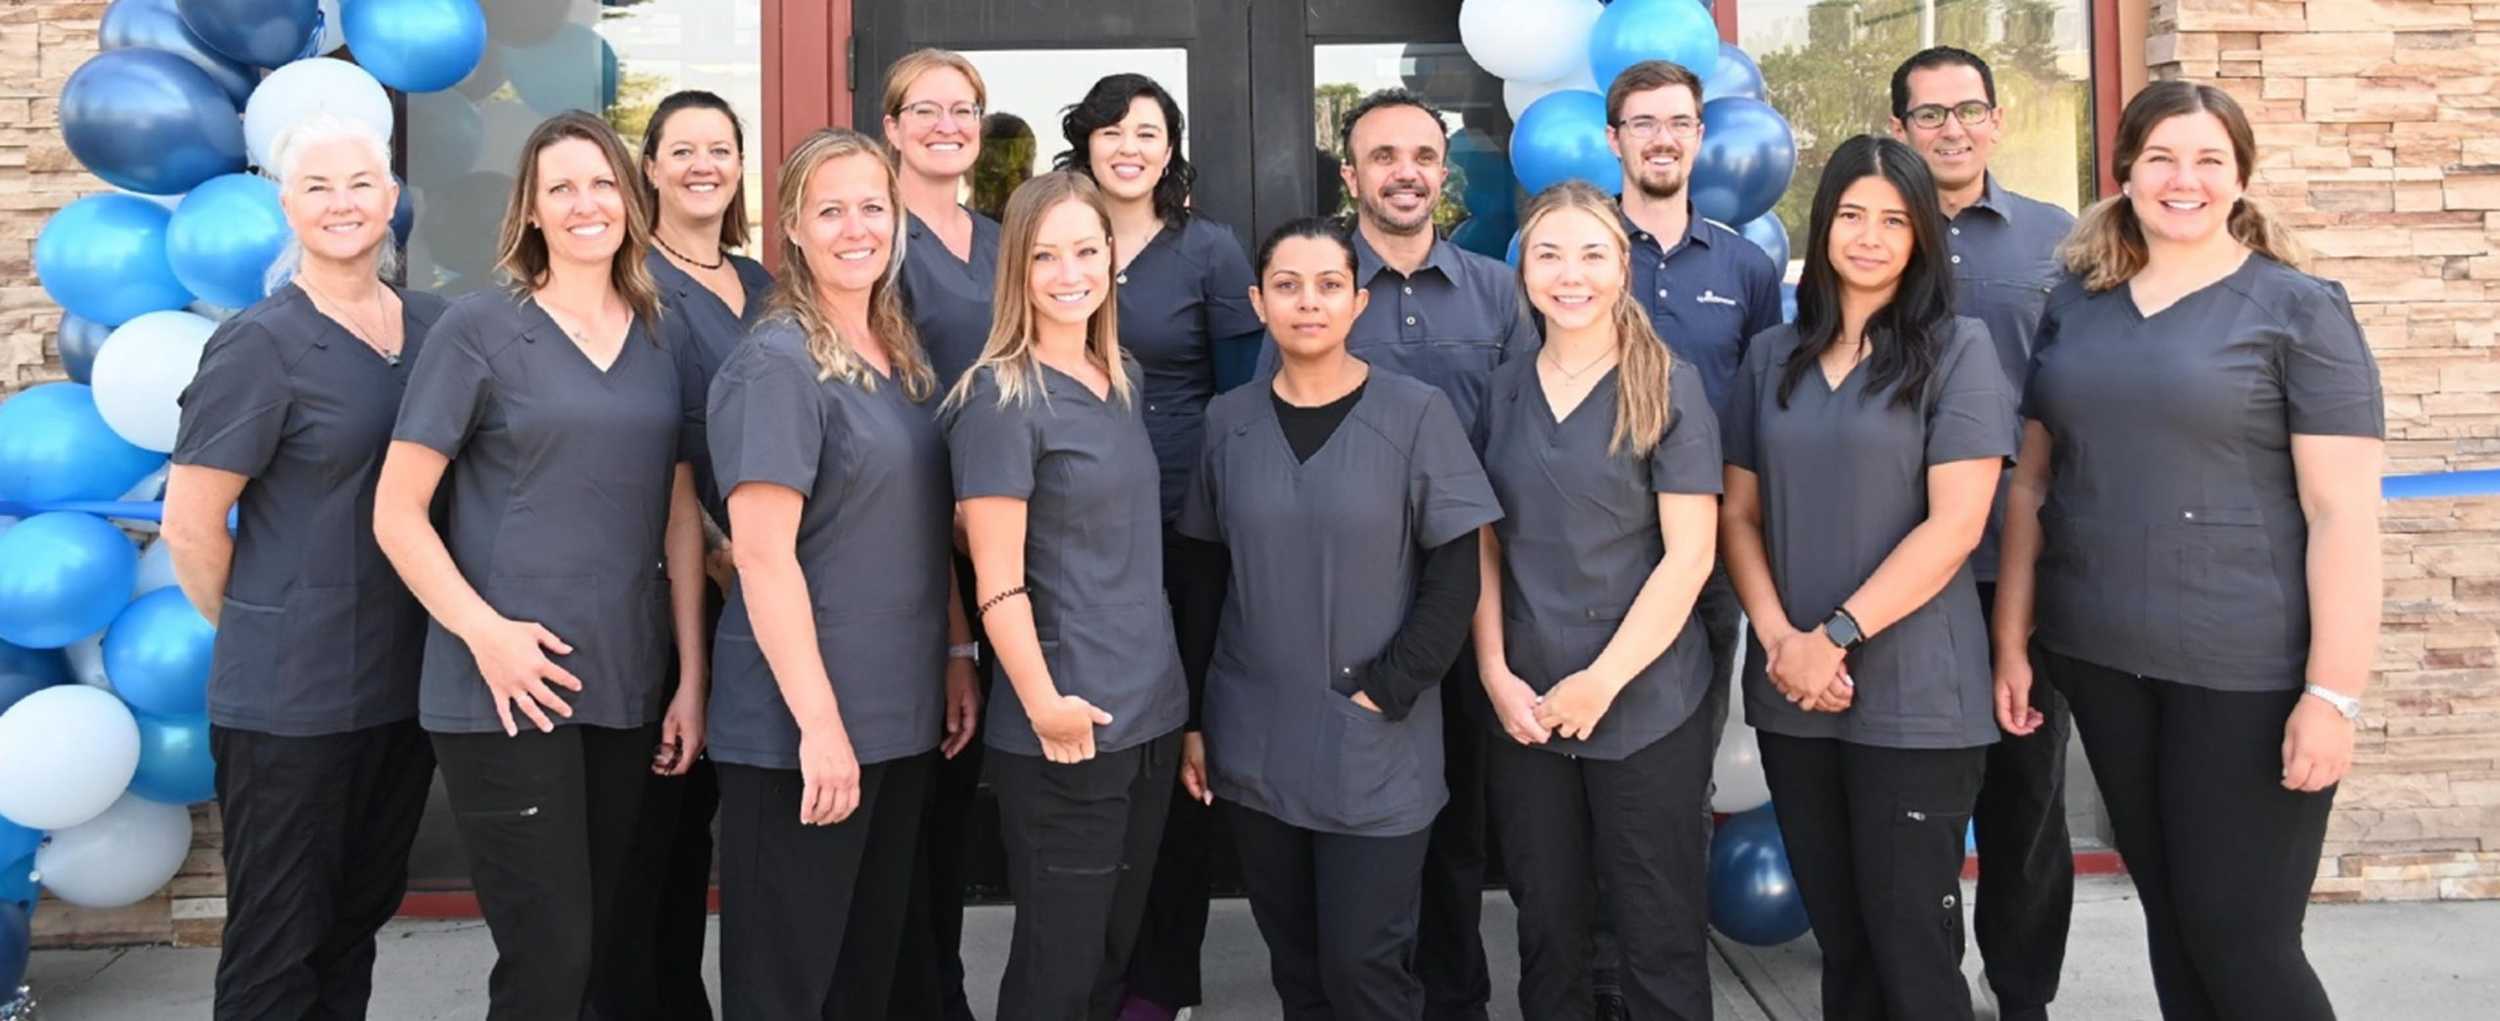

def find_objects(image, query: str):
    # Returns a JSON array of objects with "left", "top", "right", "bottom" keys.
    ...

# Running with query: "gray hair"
[{"left": 262, "top": 113, "right": 403, "bottom": 293}]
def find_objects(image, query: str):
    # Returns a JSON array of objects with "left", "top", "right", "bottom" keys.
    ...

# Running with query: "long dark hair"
[
  {"left": 639, "top": 90, "right": 751, "bottom": 250},
  {"left": 1781, "top": 134, "right": 1955, "bottom": 410},
  {"left": 1054, "top": 73, "right": 1194, "bottom": 226}
]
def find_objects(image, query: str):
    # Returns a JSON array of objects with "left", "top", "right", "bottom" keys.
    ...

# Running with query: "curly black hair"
[{"left": 1055, "top": 73, "right": 1195, "bottom": 226}]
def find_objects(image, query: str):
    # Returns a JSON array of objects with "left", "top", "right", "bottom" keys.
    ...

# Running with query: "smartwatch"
[{"left": 1822, "top": 606, "right": 1865, "bottom": 650}]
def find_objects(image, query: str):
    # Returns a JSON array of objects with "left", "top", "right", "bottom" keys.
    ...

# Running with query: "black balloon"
[
  {"left": 59, "top": 48, "right": 247, "bottom": 195},
  {"left": 100, "top": 0, "right": 258, "bottom": 107},
  {"left": 177, "top": 0, "right": 318, "bottom": 68}
]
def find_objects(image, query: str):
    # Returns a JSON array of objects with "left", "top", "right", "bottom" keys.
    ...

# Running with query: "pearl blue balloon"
[
  {"left": 0, "top": 641, "right": 70, "bottom": 719},
  {"left": 128, "top": 713, "right": 217, "bottom": 805},
  {"left": 1510, "top": 90, "right": 1621, "bottom": 196},
  {"left": 0, "top": 384, "right": 169, "bottom": 506},
  {"left": 177, "top": 0, "right": 318, "bottom": 68},
  {"left": 56, "top": 315, "right": 111, "bottom": 384},
  {"left": 0, "top": 823, "right": 37, "bottom": 874},
  {"left": 1690, "top": 96, "right": 1797, "bottom": 228},
  {"left": 100, "top": 0, "right": 258, "bottom": 107},
  {"left": 1589, "top": 0, "right": 1721, "bottom": 95},
  {"left": 59, "top": 48, "right": 249, "bottom": 196},
  {"left": 391, "top": 185, "right": 416, "bottom": 250},
  {"left": 1738, "top": 211, "right": 1790, "bottom": 271},
  {"left": 35, "top": 193, "right": 196, "bottom": 327},
  {"left": 506, "top": 23, "right": 620, "bottom": 115},
  {"left": 344, "top": 0, "right": 488, "bottom": 93},
  {"left": 1704, "top": 42, "right": 1765, "bottom": 103},
  {"left": 166, "top": 173, "right": 288, "bottom": 310},
  {"left": 0, "top": 898, "right": 28, "bottom": 994},
  {"left": 1708, "top": 806, "right": 1811, "bottom": 946},
  {"left": 102, "top": 587, "right": 216, "bottom": 719},
  {"left": 0, "top": 513, "right": 139, "bottom": 650}
]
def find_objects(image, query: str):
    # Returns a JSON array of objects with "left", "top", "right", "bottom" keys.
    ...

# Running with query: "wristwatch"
[
  {"left": 2303, "top": 684, "right": 2362, "bottom": 722},
  {"left": 947, "top": 643, "right": 979, "bottom": 662},
  {"left": 1821, "top": 606, "right": 1865, "bottom": 650}
]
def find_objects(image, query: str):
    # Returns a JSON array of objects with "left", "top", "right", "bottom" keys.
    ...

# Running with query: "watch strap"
[{"left": 2303, "top": 684, "right": 2362, "bottom": 721}]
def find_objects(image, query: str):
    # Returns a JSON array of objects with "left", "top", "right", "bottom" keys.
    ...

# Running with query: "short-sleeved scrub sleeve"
[
  {"left": 174, "top": 321, "right": 290, "bottom": 476},
  {"left": 1720, "top": 329, "right": 1772, "bottom": 472},
  {"left": 1925, "top": 318, "right": 2021, "bottom": 466},
  {"left": 2282, "top": 280, "right": 2384, "bottom": 438},
  {"left": 708, "top": 336, "right": 829, "bottom": 499},
  {"left": 1177, "top": 426, "right": 1225, "bottom": 545},
  {"left": 1409, "top": 391, "right": 1502, "bottom": 548},
  {"left": 1651, "top": 360, "right": 1725, "bottom": 495},
  {"left": 945, "top": 372, "right": 1040, "bottom": 502},
  {"left": 392, "top": 307, "right": 495, "bottom": 457}
]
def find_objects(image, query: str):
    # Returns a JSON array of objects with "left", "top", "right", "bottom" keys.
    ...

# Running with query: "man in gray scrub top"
[{"left": 1890, "top": 46, "right": 2080, "bottom": 1021}]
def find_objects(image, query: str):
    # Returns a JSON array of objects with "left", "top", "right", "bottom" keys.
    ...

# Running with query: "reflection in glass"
[
  {"left": 948, "top": 49, "right": 1190, "bottom": 181},
  {"left": 1315, "top": 43, "right": 1512, "bottom": 258}
]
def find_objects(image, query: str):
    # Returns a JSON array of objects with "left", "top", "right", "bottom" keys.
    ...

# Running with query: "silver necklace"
[{"left": 298, "top": 278, "right": 399, "bottom": 365}]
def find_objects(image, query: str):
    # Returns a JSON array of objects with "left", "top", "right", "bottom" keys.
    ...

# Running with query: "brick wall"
[{"left": 0, "top": 2, "right": 104, "bottom": 390}]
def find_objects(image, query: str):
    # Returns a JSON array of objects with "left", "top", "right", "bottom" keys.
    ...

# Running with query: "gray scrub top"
[
  {"left": 649, "top": 250, "right": 776, "bottom": 528},
  {"left": 1178, "top": 368, "right": 1502, "bottom": 837},
  {"left": 1948, "top": 176, "right": 2076, "bottom": 581},
  {"left": 942, "top": 356, "right": 1188, "bottom": 757},
  {"left": 703, "top": 321, "right": 952, "bottom": 768},
  {"left": 1482, "top": 357, "right": 1722, "bottom": 760},
  {"left": 392, "top": 291, "right": 697, "bottom": 734},
  {"left": 1723, "top": 317, "right": 2014, "bottom": 749},
  {"left": 1117, "top": 216, "right": 1264, "bottom": 522},
  {"left": 899, "top": 209, "right": 1003, "bottom": 391},
  {"left": 171, "top": 283, "right": 450, "bottom": 737},
  {"left": 2024, "top": 255, "right": 2383, "bottom": 691}
]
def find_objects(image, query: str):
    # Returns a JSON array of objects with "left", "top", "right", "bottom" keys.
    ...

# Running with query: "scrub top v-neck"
[
  {"left": 173, "top": 283, "right": 451, "bottom": 737},
  {"left": 703, "top": 321, "right": 953, "bottom": 768},
  {"left": 1115, "top": 216, "right": 1264, "bottom": 522},
  {"left": 1481, "top": 356, "right": 1723, "bottom": 759},
  {"left": 1723, "top": 317, "right": 2015, "bottom": 750},
  {"left": 2023, "top": 254, "right": 2383, "bottom": 691},
  {"left": 943, "top": 356, "right": 1188, "bottom": 757},
  {"left": 393, "top": 290, "right": 697, "bottom": 734},
  {"left": 649, "top": 249, "right": 775, "bottom": 526},
  {"left": 899, "top": 208, "right": 1003, "bottom": 391},
  {"left": 1179, "top": 368, "right": 1503, "bottom": 837}
]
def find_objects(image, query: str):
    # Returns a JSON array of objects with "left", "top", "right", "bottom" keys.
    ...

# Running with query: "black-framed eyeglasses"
[
  {"left": 1616, "top": 115, "right": 1702, "bottom": 140},
  {"left": 1905, "top": 100, "right": 1994, "bottom": 130}
]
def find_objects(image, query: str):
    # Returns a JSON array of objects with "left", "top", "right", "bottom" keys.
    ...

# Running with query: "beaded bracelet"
[{"left": 977, "top": 585, "right": 1030, "bottom": 618}]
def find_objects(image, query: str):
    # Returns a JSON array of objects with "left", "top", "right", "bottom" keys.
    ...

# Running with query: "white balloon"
[
  {"left": 243, "top": 58, "right": 393, "bottom": 170},
  {"left": 120, "top": 461, "right": 172, "bottom": 503},
  {"left": 64, "top": 629, "right": 112, "bottom": 691},
  {"left": 1460, "top": 0, "right": 1607, "bottom": 85},
  {"left": 92, "top": 310, "right": 215, "bottom": 453},
  {"left": 1504, "top": 64, "right": 1603, "bottom": 121},
  {"left": 316, "top": 0, "right": 347, "bottom": 54},
  {"left": 1709, "top": 720, "right": 1772, "bottom": 813},
  {"left": 35, "top": 792, "right": 194, "bottom": 909},
  {"left": 132, "top": 538, "right": 180, "bottom": 597},
  {"left": 0, "top": 685, "right": 141, "bottom": 831}
]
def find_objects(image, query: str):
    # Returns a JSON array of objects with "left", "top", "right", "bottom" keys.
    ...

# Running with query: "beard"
[
  {"left": 1359, "top": 182, "right": 1437, "bottom": 236},
  {"left": 1629, "top": 146, "right": 1689, "bottom": 201}
]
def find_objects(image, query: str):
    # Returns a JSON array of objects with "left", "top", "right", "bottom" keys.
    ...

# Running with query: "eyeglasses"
[
  {"left": 1616, "top": 116, "right": 1701, "bottom": 140},
  {"left": 1904, "top": 100, "right": 1994, "bottom": 130},
  {"left": 899, "top": 101, "right": 983, "bottom": 127}
]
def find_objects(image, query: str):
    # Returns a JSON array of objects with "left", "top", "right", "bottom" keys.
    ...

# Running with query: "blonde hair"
[
  {"left": 2059, "top": 80, "right": 2307, "bottom": 292},
  {"left": 765, "top": 128, "right": 934, "bottom": 399},
  {"left": 495, "top": 111, "right": 664, "bottom": 330},
  {"left": 263, "top": 113, "right": 401, "bottom": 292},
  {"left": 945, "top": 171, "right": 1131, "bottom": 410},
  {"left": 882, "top": 48, "right": 988, "bottom": 121},
  {"left": 1517, "top": 181, "right": 1675, "bottom": 458}
]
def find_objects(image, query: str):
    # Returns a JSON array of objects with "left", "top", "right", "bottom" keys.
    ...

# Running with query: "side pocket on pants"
[{"left": 1893, "top": 797, "right": 1973, "bottom": 940}]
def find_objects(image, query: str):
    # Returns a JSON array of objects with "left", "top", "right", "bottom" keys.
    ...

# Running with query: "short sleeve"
[
  {"left": 1199, "top": 227, "right": 1266, "bottom": 392},
  {"left": 1721, "top": 337, "right": 1766, "bottom": 471},
  {"left": 944, "top": 371, "right": 1040, "bottom": 501},
  {"left": 1176, "top": 420, "right": 1225, "bottom": 544},
  {"left": 1408, "top": 391, "right": 1503, "bottom": 548},
  {"left": 1925, "top": 319, "right": 2021, "bottom": 466},
  {"left": 2020, "top": 278, "right": 2082, "bottom": 420},
  {"left": 1649, "top": 360, "right": 1724, "bottom": 495},
  {"left": 707, "top": 342, "right": 825, "bottom": 500},
  {"left": 2281, "top": 279, "right": 2384, "bottom": 438},
  {"left": 1738, "top": 245, "right": 1786, "bottom": 357},
  {"left": 171, "top": 320, "right": 289, "bottom": 477},
  {"left": 392, "top": 303, "right": 494, "bottom": 458},
  {"left": 1496, "top": 281, "right": 1540, "bottom": 365},
  {"left": 669, "top": 319, "right": 712, "bottom": 468}
]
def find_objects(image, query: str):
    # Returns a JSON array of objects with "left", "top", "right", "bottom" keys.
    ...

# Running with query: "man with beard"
[{"left": 1890, "top": 45, "right": 2078, "bottom": 1021}]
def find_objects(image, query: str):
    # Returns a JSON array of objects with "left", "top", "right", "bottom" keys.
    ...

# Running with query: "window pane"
[
  {"left": 1314, "top": 43, "right": 1511, "bottom": 255},
  {"left": 947, "top": 49, "right": 1189, "bottom": 221}
]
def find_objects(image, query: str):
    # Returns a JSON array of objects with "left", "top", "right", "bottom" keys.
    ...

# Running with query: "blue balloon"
[
  {"left": 177, "top": 0, "right": 318, "bottom": 68},
  {"left": 1780, "top": 281, "right": 1797, "bottom": 323},
  {"left": 1589, "top": 0, "right": 1721, "bottom": 95},
  {"left": 1738, "top": 211, "right": 1790, "bottom": 271},
  {"left": 167, "top": 173, "right": 288, "bottom": 310},
  {"left": 344, "top": 0, "right": 489, "bottom": 93},
  {"left": 0, "top": 513, "right": 139, "bottom": 650},
  {"left": 35, "top": 193, "right": 196, "bottom": 327},
  {"left": 1691, "top": 96, "right": 1797, "bottom": 228},
  {"left": 1708, "top": 806, "right": 1812, "bottom": 946},
  {"left": 506, "top": 23, "right": 620, "bottom": 115},
  {"left": 59, "top": 48, "right": 249, "bottom": 196},
  {"left": 100, "top": 0, "right": 258, "bottom": 106},
  {"left": 1510, "top": 90, "right": 1621, "bottom": 196},
  {"left": 1449, "top": 214, "right": 1516, "bottom": 260},
  {"left": 129, "top": 712, "right": 217, "bottom": 805},
  {"left": 56, "top": 315, "right": 111, "bottom": 384},
  {"left": 1705, "top": 42, "right": 1765, "bottom": 103},
  {"left": 1449, "top": 129, "right": 1514, "bottom": 222},
  {"left": 0, "top": 854, "right": 33, "bottom": 908},
  {"left": 0, "top": 641, "right": 70, "bottom": 718},
  {"left": 1504, "top": 228, "right": 1523, "bottom": 268},
  {"left": 102, "top": 587, "right": 217, "bottom": 719},
  {"left": 0, "top": 384, "right": 168, "bottom": 506},
  {"left": 0, "top": 824, "right": 37, "bottom": 874},
  {"left": 0, "top": 898, "right": 27, "bottom": 994},
  {"left": 391, "top": 185, "right": 416, "bottom": 250}
]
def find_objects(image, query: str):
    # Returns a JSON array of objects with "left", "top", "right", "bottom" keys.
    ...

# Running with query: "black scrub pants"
[
  {"left": 1970, "top": 583, "right": 2072, "bottom": 1020},
  {"left": 901, "top": 553, "right": 991, "bottom": 1021},
  {"left": 1225, "top": 802, "right": 1433, "bottom": 1021},
  {"left": 601, "top": 591, "right": 725, "bottom": 1021},
  {"left": 1418, "top": 654, "right": 1492, "bottom": 1021},
  {"left": 988, "top": 730, "right": 1181, "bottom": 1021},
  {"left": 1757, "top": 731, "right": 1987, "bottom": 1021},
  {"left": 431, "top": 722, "right": 656, "bottom": 1021},
  {"left": 1489, "top": 697, "right": 1717, "bottom": 1021},
  {"left": 716, "top": 753, "right": 933, "bottom": 1020},
  {"left": 210, "top": 721, "right": 433, "bottom": 1021},
  {"left": 1123, "top": 528, "right": 1232, "bottom": 1011},
  {"left": 2041, "top": 649, "right": 2338, "bottom": 1021}
]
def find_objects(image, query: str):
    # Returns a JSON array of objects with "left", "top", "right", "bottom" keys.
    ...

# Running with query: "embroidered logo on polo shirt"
[{"left": 1696, "top": 290, "right": 1739, "bottom": 306}]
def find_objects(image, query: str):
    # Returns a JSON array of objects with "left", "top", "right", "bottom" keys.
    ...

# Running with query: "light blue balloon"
[
  {"left": 100, "top": 0, "right": 259, "bottom": 107},
  {"left": 0, "top": 513, "right": 139, "bottom": 650},
  {"left": 102, "top": 587, "right": 217, "bottom": 719},
  {"left": 505, "top": 23, "right": 619, "bottom": 115},
  {"left": 0, "top": 383, "right": 168, "bottom": 505},
  {"left": 1510, "top": 90, "right": 1622, "bottom": 196},
  {"left": 0, "top": 641, "right": 71, "bottom": 719},
  {"left": 1705, "top": 42, "right": 1765, "bottom": 103},
  {"left": 1738, "top": 211, "right": 1790, "bottom": 271},
  {"left": 34, "top": 193, "right": 195, "bottom": 327},
  {"left": 59, "top": 48, "right": 248, "bottom": 196},
  {"left": 128, "top": 713, "right": 217, "bottom": 805},
  {"left": 1690, "top": 96, "right": 1797, "bottom": 228},
  {"left": 167, "top": 173, "right": 288, "bottom": 309},
  {"left": 344, "top": 0, "right": 488, "bottom": 94},
  {"left": 1589, "top": 0, "right": 1721, "bottom": 96},
  {"left": 176, "top": 0, "right": 318, "bottom": 68}
]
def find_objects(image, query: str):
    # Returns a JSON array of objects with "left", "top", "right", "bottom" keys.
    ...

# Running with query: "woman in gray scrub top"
[
  {"left": 1719, "top": 136, "right": 2015, "bottom": 1021},
  {"left": 1993, "top": 82, "right": 2382, "bottom": 1021},
  {"left": 163, "top": 114, "right": 447, "bottom": 1021},
  {"left": 705, "top": 127, "right": 974, "bottom": 1020},
  {"left": 1179, "top": 218, "right": 1501, "bottom": 1021},
  {"left": 1474, "top": 182, "right": 1722, "bottom": 1021},
  {"left": 372, "top": 112, "right": 710, "bottom": 1021},
  {"left": 941, "top": 171, "right": 1189, "bottom": 1021}
]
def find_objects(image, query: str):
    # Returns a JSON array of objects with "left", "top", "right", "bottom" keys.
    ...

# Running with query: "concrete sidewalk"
[{"left": 22, "top": 877, "right": 2499, "bottom": 1019}]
